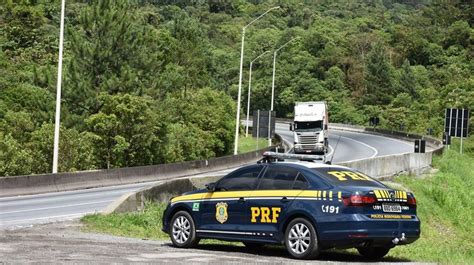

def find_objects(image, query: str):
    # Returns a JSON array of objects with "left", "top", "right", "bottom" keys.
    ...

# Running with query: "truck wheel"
[
  {"left": 170, "top": 211, "right": 199, "bottom": 248},
  {"left": 285, "top": 218, "right": 320, "bottom": 259},
  {"left": 357, "top": 246, "right": 391, "bottom": 260}
]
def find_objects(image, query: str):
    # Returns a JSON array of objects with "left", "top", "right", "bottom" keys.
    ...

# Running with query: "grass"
[
  {"left": 82, "top": 202, "right": 168, "bottom": 240},
  {"left": 238, "top": 136, "right": 268, "bottom": 153},
  {"left": 82, "top": 138, "right": 474, "bottom": 263},
  {"left": 81, "top": 202, "right": 243, "bottom": 246},
  {"left": 387, "top": 146, "right": 474, "bottom": 264}
]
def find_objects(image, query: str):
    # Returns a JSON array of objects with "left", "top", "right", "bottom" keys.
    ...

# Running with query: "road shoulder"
[{"left": 0, "top": 221, "right": 433, "bottom": 264}]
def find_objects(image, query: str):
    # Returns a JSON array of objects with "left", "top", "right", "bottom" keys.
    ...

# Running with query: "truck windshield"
[{"left": 295, "top": 121, "right": 323, "bottom": 131}]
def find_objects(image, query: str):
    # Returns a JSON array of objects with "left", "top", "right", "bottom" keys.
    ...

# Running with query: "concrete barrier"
[
  {"left": 104, "top": 175, "right": 221, "bottom": 214},
  {"left": 0, "top": 122, "right": 443, "bottom": 198},
  {"left": 0, "top": 149, "right": 269, "bottom": 197},
  {"left": 274, "top": 133, "right": 292, "bottom": 153},
  {"left": 339, "top": 152, "right": 434, "bottom": 179}
]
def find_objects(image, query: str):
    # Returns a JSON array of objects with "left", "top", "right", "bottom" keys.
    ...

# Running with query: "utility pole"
[
  {"left": 52, "top": 0, "right": 66, "bottom": 173},
  {"left": 268, "top": 37, "right": 300, "bottom": 147},
  {"left": 245, "top": 50, "right": 270, "bottom": 137},
  {"left": 233, "top": 6, "right": 280, "bottom": 155}
]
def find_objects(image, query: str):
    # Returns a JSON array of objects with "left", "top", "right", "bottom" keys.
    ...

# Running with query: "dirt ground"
[{"left": 0, "top": 221, "right": 433, "bottom": 264}]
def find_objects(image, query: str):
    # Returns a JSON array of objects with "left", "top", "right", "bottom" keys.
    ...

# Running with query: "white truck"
[{"left": 290, "top": 101, "right": 329, "bottom": 155}]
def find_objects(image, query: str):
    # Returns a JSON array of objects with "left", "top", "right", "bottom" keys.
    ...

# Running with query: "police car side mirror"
[
  {"left": 289, "top": 123, "right": 293, "bottom": 131},
  {"left": 205, "top": 182, "right": 216, "bottom": 192}
]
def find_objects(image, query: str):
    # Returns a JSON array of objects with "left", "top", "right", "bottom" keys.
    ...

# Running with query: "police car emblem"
[{"left": 215, "top": 202, "right": 228, "bottom": 224}]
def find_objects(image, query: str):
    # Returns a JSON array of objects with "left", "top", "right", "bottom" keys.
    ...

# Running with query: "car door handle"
[
  {"left": 238, "top": 197, "right": 245, "bottom": 203},
  {"left": 281, "top": 197, "right": 289, "bottom": 203}
]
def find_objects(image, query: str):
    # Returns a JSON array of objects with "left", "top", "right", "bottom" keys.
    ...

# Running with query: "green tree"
[
  {"left": 65, "top": 0, "right": 150, "bottom": 118},
  {"left": 399, "top": 59, "right": 417, "bottom": 98},
  {"left": 364, "top": 43, "right": 396, "bottom": 105},
  {"left": 444, "top": 20, "right": 472, "bottom": 48},
  {"left": 0, "top": 111, "right": 35, "bottom": 144},
  {"left": 28, "top": 123, "right": 97, "bottom": 173},
  {"left": 325, "top": 66, "right": 346, "bottom": 92},
  {"left": 161, "top": 88, "right": 235, "bottom": 160},
  {"left": 86, "top": 93, "right": 164, "bottom": 168},
  {"left": 0, "top": 132, "right": 34, "bottom": 176}
]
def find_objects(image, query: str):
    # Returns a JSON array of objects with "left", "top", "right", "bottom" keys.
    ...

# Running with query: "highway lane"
[
  {"left": 0, "top": 123, "right": 414, "bottom": 229},
  {"left": 0, "top": 168, "right": 236, "bottom": 229},
  {"left": 274, "top": 122, "right": 414, "bottom": 162},
  {"left": 0, "top": 181, "right": 156, "bottom": 228}
]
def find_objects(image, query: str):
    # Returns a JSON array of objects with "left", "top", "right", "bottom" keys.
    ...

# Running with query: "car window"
[
  {"left": 312, "top": 167, "right": 386, "bottom": 188},
  {"left": 216, "top": 165, "right": 264, "bottom": 191},
  {"left": 293, "top": 174, "right": 309, "bottom": 190},
  {"left": 258, "top": 166, "right": 300, "bottom": 190}
]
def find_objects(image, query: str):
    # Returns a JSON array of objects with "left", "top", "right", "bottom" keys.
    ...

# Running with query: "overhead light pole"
[
  {"left": 52, "top": 0, "right": 66, "bottom": 173},
  {"left": 233, "top": 6, "right": 280, "bottom": 155},
  {"left": 245, "top": 50, "right": 271, "bottom": 137},
  {"left": 268, "top": 37, "right": 300, "bottom": 147}
]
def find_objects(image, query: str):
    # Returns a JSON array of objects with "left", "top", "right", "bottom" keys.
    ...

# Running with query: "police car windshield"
[
  {"left": 295, "top": 121, "right": 322, "bottom": 131},
  {"left": 312, "top": 168, "right": 386, "bottom": 187}
]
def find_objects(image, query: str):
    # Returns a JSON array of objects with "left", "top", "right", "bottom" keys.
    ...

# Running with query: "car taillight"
[
  {"left": 343, "top": 194, "right": 376, "bottom": 206},
  {"left": 407, "top": 196, "right": 417, "bottom": 207}
]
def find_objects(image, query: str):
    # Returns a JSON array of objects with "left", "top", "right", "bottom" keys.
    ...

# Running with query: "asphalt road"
[
  {"left": 0, "top": 123, "right": 414, "bottom": 230},
  {"left": 274, "top": 122, "right": 414, "bottom": 163}
]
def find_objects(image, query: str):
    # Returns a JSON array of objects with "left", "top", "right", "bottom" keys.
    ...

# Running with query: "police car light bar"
[{"left": 262, "top": 151, "right": 326, "bottom": 162}]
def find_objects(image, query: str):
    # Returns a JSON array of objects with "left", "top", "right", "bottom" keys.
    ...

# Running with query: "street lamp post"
[
  {"left": 245, "top": 50, "right": 271, "bottom": 137},
  {"left": 268, "top": 37, "right": 300, "bottom": 147},
  {"left": 233, "top": 6, "right": 280, "bottom": 155},
  {"left": 52, "top": 0, "right": 66, "bottom": 173}
]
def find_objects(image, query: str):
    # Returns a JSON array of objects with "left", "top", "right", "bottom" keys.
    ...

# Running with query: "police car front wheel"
[
  {"left": 285, "top": 218, "right": 320, "bottom": 259},
  {"left": 170, "top": 211, "right": 199, "bottom": 248}
]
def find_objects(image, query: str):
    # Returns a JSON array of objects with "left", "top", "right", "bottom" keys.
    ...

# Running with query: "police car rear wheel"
[
  {"left": 170, "top": 211, "right": 199, "bottom": 248},
  {"left": 285, "top": 218, "right": 320, "bottom": 259},
  {"left": 357, "top": 246, "right": 391, "bottom": 260}
]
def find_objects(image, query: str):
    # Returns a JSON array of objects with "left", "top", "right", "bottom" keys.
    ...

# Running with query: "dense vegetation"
[
  {"left": 1, "top": 0, "right": 473, "bottom": 175},
  {"left": 82, "top": 139, "right": 474, "bottom": 264}
]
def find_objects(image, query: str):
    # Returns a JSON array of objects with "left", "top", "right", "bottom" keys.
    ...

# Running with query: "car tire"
[
  {"left": 169, "top": 210, "right": 199, "bottom": 248},
  {"left": 284, "top": 217, "right": 320, "bottom": 259},
  {"left": 243, "top": 242, "right": 265, "bottom": 249},
  {"left": 357, "top": 246, "right": 391, "bottom": 260}
]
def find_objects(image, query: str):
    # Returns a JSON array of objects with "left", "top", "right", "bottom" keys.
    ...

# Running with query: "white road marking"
[
  {"left": 339, "top": 135, "right": 378, "bottom": 158},
  {"left": 326, "top": 144, "right": 334, "bottom": 158},
  {"left": 0, "top": 200, "right": 114, "bottom": 215}
]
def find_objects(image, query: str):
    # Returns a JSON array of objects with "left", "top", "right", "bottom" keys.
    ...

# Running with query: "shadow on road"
[{"left": 184, "top": 243, "right": 412, "bottom": 263}]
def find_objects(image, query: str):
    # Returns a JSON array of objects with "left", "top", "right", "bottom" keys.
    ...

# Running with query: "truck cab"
[{"left": 291, "top": 101, "right": 328, "bottom": 155}]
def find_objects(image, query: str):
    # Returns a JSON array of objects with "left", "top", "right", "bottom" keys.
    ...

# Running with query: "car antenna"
[{"left": 327, "top": 135, "right": 342, "bottom": 165}]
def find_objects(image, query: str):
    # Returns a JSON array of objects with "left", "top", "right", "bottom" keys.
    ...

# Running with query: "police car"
[{"left": 162, "top": 152, "right": 420, "bottom": 260}]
